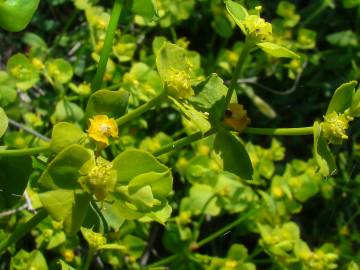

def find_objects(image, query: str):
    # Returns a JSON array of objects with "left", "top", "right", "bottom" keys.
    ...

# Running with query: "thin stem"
[
  {"left": 0, "top": 209, "right": 48, "bottom": 254},
  {"left": 92, "top": 0, "right": 125, "bottom": 91},
  {"left": 196, "top": 208, "right": 258, "bottom": 248},
  {"left": 193, "top": 194, "right": 217, "bottom": 241},
  {"left": 243, "top": 126, "right": 314, "bottom": 136},
  {"left": 145, "top": 254, "right": 179, "bottom": 268},
  {"left": 8, "top": 119, "right": 50, "bottom": 142},
  {"left": 116, "top": 91, "right": 167, "bottom": 126},
  {"left": 0, "top": 146, "right": 50, "bottom": 157},
  {"left": 90, "top": 199, "right": 108, "bottom": 234},
  {"left": 153, "top": 129, "right": 215, "bottom": 157},
  {"left": 83, "top": 246, "right": 95, "bottom": 270},
  {"left": 225, "top": 41, "right": 253, "bottom": 109}
]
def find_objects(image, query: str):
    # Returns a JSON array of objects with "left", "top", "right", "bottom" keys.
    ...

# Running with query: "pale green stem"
[
  {"left": 0, "top": 146, "right": 50, "bottom": 157},
  {"left": 225, "top": 41, "right": 254, "bottom": 109},
  {"left": 145, "top": 254, "right": 179, "bottom": 268},
  {"left": 91, "top": 0, "right": 125, "bottom": 91},
  {"left": 116, "top": 91, "right": 167, "bottom": 126},
  {"left": 243, "top": 126, "right": 314, "bottom": 136},
  {"left": 153, "top": 130, "right": 215, "bottom": 157}
]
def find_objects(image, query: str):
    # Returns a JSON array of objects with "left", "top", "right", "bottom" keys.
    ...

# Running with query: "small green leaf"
[
  {"left": 0, "top": 107, "right": 8, "bottom": 138},
  {"left": 350, "top": 87, "right": 360, "bottom": 117},
  {"left": 85, "top": 90, "right": 129, "bottom": 120},
  {"left": 39, "top": 189, "right": 90, "bottom": 235},
  {"left": 59, "top": 260, "right": 77, "bottom": 270},
  {"left": 112, "top": 149, "right": 169, "bottom": 184},
  {"left": 326, "top": 81, "right": 357, "bottom": 115},
  {"left": 46, "top": 59, "right": 73, "bottom": 84},
  {"left": 257, "top": 42, "right": 300, "bottom": 59},
  {"left": 0, "top": 86, "right": 17, "bottom": 107},
  {"left": 6, "top": 53, "right": 39, "bottom": 91},
  {"left": 128, "top": 171, "right": 172, "bottom": 199},
  {"left": 50, "top": 122, "right": 86, "bottom": 153},
  {"left": 132, "top": 0, "right": 158, "bottom": 22},
  {"left": 38, "top": 144, "right": 92, "bottom": 190},
  {"left": 0, "top": 156, "right": 32, "bottom": 209},
  {"left": 313, "top": 121, "right": 337, "bottom": 177},
  {"left": 214, "top": 128, "right": 253, "bottom": 179},
  {"left": 225, "top": 0, "right": 248, "bottom": 32},
  {"left": 326, "top": 30, "right": 358, "bottom": 47},
  {"left": 53, "top": 100, "right": 84, "bottom": 123},
  {"left": 170, "top": 97, "right": 211, "bottom": 133},
  {"left": 190, "top": 74, "right": 228, "bottom": 125}
]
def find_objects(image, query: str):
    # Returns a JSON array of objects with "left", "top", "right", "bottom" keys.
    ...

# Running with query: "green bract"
[
  {"left": 225, "top": 0, "right": 299, "bottom": 59},
  {"left": 0, "top": 0, "right": 40, "bottom": 32}
]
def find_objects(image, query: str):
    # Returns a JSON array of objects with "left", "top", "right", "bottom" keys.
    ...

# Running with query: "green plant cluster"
[{"left": 1, "top": 0, "right": 360, "bottom": 269}]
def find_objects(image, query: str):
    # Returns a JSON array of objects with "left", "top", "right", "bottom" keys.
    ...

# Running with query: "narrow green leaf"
[
  {"left": 326, "top": 81, "right": 357, "bottom": 115},
  {"left": 214, "top": 128, "right": 253, "bottom": 179},
  {"left": 257, "top": 42, "right": 300, "bottom": 59},
  {"left": 225, "top": 0, "right": 248, "bottom": 32}
]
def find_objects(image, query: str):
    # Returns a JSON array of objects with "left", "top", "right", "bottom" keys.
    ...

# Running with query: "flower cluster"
[
  {"left": 167, "top": 69, "right": 194, "bottom": 99},
  {"left": 79, "top": 157, "right": 116, "bottom": 201},
  {"left": 243, "top": 15, "right": 272, "bottom": 42},
  {"left": 321, "top": 111, "right": 353, "bottom": 144}
]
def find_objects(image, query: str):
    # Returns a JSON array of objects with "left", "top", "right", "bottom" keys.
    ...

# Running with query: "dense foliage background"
[{"left": 1, "top": 0, "right": 360, "bottom": 269}]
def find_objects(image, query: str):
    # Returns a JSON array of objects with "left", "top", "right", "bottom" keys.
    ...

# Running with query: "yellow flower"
[
  {"left": 87, "top": 115, "right": 118, "bottom": 145},
  {"left": 223, "top": 103, "right": 251, "bottom": 132},
  {"left": 167, "top": 69, "right": 194, "bottom": 99},
  {"left": 243, "top": 15, "right": 272, "bottom": 42},
  {"left": 322, "top": 112, "right": 353, "bottom": 144}
]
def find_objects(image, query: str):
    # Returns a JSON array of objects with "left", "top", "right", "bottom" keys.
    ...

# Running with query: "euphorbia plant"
[{"left": 1, "top": 0, "right": 360, "bottom": 269}]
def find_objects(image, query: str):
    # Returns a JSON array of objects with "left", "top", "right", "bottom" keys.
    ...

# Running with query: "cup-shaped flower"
[
  {"left": 223, "top": 103, "right": 251, "bottom": 132},
  {"left": 87, "top": 115, "right": 118, "bottom": 145}
]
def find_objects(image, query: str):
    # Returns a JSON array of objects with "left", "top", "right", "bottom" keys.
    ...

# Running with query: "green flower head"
[
  {"left": 243, "top": 15, "right": 272, "bottom": 42},
  {"left": 322, "top": 112, "right": 353, "bottom": 145}
]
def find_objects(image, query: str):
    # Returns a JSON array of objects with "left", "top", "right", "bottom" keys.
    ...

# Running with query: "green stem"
[
  {"left": 0, "top": 146, "right": 50, "bottom": 157},
  {"left": 145, "top": 254, "right": 179, "bottom": 268},
  {"left": 0, "top": 209, "right": 48, "bottom": 254},
  {"left": 193, "top": 194, "right": 217, "bottom": 241},
  {"left": 225, "top": 41, "right": 253, "bottom": 109},
  {"left": 243, "top": 126, "right": 314, "bottom": 136},
  {"left": 83, "top": 246, "right": 95, "bottom": 270},
  {"left": 91, "top": 0, "right": 125, "bottom": 91},
  {"left": 153, "top": 129, "right": 215, "bottom": 157},
  {"left": 90, "top": 199, "right": 108, "bottom": 234},
  {"left": 116, "top": 91, "right": 167, "bottom": 126},
  {"left": 196, "top": 208, "right": 258, "bottom": 248}
]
